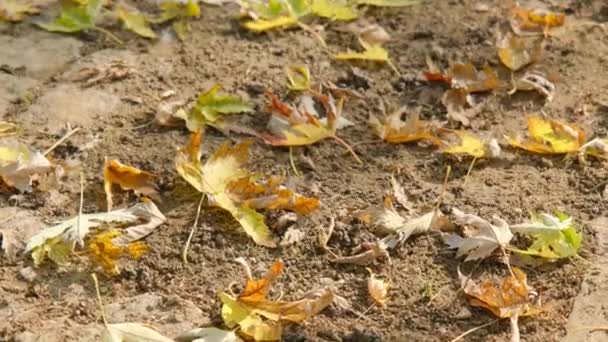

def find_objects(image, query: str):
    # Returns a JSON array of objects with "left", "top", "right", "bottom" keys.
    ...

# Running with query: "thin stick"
[
  {"left": 462, "top": 157, "right": 477, "bottom": 188},
  {"left": 435, "top": 165, "right": 451, "bottom": 211},
  {"left": 182, "top": 194, "right": 206, "bottom": 264},
  {"left": 91, "top": 273, "right": 108, "bottom": 326},
  {"left": 289, "top": 147, "right": 302, "bottom": 176},
  {"left": 92, "top": 26, "right": 124, "bottom": 46},
  {"left": 76, "top": 172, "right": 85, "bottom": 245},
  {"left": 510, "top": 315, "right": 520, "bottom": 342},
  {"left": 450, "top": 319, "right": 501, "bottom": 342},
  {"left": 355, "top": 303, "right": 375, "bottom": 322},
  {"left": 569, "top": 326, "right": 608, "bottom": 333},
  {"left": 333, "top": 135, "right": 363, "bottom": 164},
  {"left": 43, "top": 127, "right": 80, "bottom": 156},
  {"left": 297, "top": 22, "right": 327, "bottom": 49}
]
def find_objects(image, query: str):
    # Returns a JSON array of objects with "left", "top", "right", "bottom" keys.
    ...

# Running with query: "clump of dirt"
[{"left": 1, "top": 1, "right": 608, "bottom": 341}]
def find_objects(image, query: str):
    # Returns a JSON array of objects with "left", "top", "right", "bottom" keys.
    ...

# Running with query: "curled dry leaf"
[
  {"left": 444, "top": 208, "right": 513, "bottom": 261},
  {"left": 0, "top": 142, "right": 52, "bottom": 192},
  {"left": 579, "top": 137, "right": 608, "bottom": 160},
  {"left": 510, "top": 5, "right": 565, "bottom": 36},
  {"left": 286, "top": 65, "right": 311, "bottom": 91},
  {"left": 512, "top": 72, "right": 555, "bottom": 103},
  {"left": 497, "top": 31, "right": 544, "bottom": 71},
  {"left": 506, "top": 116, "right": 585, "bottom": 154},
  {"left": 176, "top": 327, "right": 244, "bottom": 342},
  {"left": 367, "top": 269, "right": 389, "bottom": 306},
  {"left": 103, "top": 159, "right": 158, "bottom": 211},
  {"left": 369, "top": 107, "right": 441, "bottom": 145},
  {"left": 331, "top": 242, "right": 390, "bottom": 265},
  {"left": 26, "top": 201, "right": 165, "bottom": 267},
  {"left": 280, "top": 226, "right": 305, "bottom": 246},
  {"left": 511, "top": 211, "right": 582, "bottom": 260},
  {"left": 101, "top": 322, "right": 173, "bottom": 342},
  {"left": 441, "top": 130, "right": 501, "bottom": 159},
  {"left": 390, "top": 176, "right": 411, "bottom": 210},
  {"left": 318, "top": 216, "right": 335, "bottom": 250},
  {"left": 460, "top": 267, "right": 542, "bottom": 342}
]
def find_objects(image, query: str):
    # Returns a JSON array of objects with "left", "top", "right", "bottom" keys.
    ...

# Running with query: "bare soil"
[{"left": 2, "top": 1, "right": 608, "bottom": 341}]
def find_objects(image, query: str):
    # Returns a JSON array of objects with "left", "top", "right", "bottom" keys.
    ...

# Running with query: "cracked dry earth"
[{"left": 1, "top": 1, "right": 608, "bottom": 341}]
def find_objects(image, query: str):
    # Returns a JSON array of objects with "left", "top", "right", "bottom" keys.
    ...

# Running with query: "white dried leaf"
[
  {"left": 510, "top": 212, "right": 572, "bottom": 234},
  {"left": 280, "top": 226, "right": 305, "bottom": 246},
  {"left": 101, "top": 323, "right": 173, "bottom": 342},
  {"left": 176, "top": 327, "right": 243, "bottom": 342}
]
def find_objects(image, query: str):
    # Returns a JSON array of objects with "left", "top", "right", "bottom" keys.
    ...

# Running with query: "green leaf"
[
  {"left": 286, "top": 0, "right": 312, "bottom": 17},
  {"left": 36, "top": 0, "right": 102, "bottom": 33},
  {"left": 511, "top": 212, "right": 582, "bottom": 260},
  {"left": 177, "top": 84, "right": 253, "bottom": 132},
  {"left": 150, "top": 0, "right": 200, "bottom": 24},
  {"left": 117, "top": 5, "right": 157, "bottom": 39},
  {"left": 243, "top": 15, "right": 298, "bottom": 32},
  {"left": 355, "top": 0, "right": 420, "bottom": 6},
  {"left": 31, "top": 236, "right": 72, "bottom": 266},
  {"left": 286, "top": 65, "right": 311, "bottom": 91},
  {"left": 311, "top": 0, "right": 358, "bottom": 20}
]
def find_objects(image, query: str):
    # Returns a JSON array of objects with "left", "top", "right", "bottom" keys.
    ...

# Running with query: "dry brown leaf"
[
  {"left": 367, "top": 269, "right": 389, "bottom": 306},
  {"left": 239, "top": 259, "right": 284, "bottom": 305},
  {"left": 497, "top": 31, "right": 544, "bottom": 71},
  {"left": 369, "top": 107, "right": 441, "bottom": 145},
  {"left": 331, "top": 242, "right": 390, "bottom": 265},
  {"left": 103, "top": 159, "right": 158, "bottom": 211}
]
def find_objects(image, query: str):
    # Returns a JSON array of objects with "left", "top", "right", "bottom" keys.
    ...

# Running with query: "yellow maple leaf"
[
  {"left": 334, "top": 41, "right": 389, "bottom": 62},
  {"left": 88, "top": 229, "right": 148, "bottom": 275},
  {"left": 311, "top": 0, "right": 358, "bottom": 21},
  {"left": 442, "top": 130, "right": 498, "bottom": 159},
  {"left": 506, "top": 116, "right": 585, "bottom": 154},
  {"left": 497, "top": 32, "right": 544, "bottom": 71},
  {"left": 103, "top": 159, "right": 158, "bottom": 211},
  {"left": 369, "top": 108, "right": 441, "bottom": 145},
  {"left": 243, "top": 15, "right": 297, "bottom": 32}
]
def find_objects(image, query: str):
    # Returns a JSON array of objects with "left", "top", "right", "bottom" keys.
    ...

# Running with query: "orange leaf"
[
  {"left": 369, "top": 108, "right": 441, "bottom": 145},
  {"left": 103, "top": 159, "right": 157, "bottom": 211},
  {"left": 450, "top": 63, "right": 499, "bottom": 93},
  {"left": 511, "top": 5, "right": 565, "bottom": 35},
  {"left": 506, "top": 116, "right": 585, "bottom": 154},
  {"left": 239, "top": 259, "right": 285, "bottom": 304},
  {"left": 88, "top": 229, "right": 149, "bottom": 275}
]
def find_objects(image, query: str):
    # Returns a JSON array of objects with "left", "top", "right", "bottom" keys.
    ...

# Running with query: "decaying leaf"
[
  {"left": 101, "top": 322, "right": 173, "bottom": 342},
  {"left": 369, "top": 107, "right": 440, "bottom": 145},
  {"left": 497, "top": 31, "right": 544, "bottom": 71},
  {"left": 510, "top": 5, "right": 565, "bottom": 36},
  {"left": 0, "top": 0, "right": 41, "bottom": 22},
  {"left": 510, "top": 211, "right": 582, "bottom": 260},
  {"left": 441, "top": 130, "right": 501, "bottom": 159},
  {"left": 220, "top": 259, "right": 334, "bottom": 341},
  {"left": 506, "top": 116, "right": 585, "bottom": 154},
  {"left": 444, "top": 208, "right": 513, "bottom": 261},
  {"left": 286, "top": 66, "right": 311, "bottom": 91},
  {"left": 176, "top": 85, "right": 253, "bottom": 132},
  {"left": 26, "top": 201, "right": 166, "bottom": 266},
  {"left": 117, "top": 4, "right": 157, "bottom": 39},
  {"left": 461, "top": 267, "right": 542, "bottom": 342},
  {"left": 0, "top": 142, "right": 52, "bottom": 192},
  {"left": 176, "top": 132, "right": 318, "bottom": 247},
  {"left": 367, "top": 269, "right": 389, "bottom": 306},
  {"left": 36, "top": 0, "right": 102, "bottom": 33},
  {"left": 88, "top": 229, "right": 148, "bottom": 275},
  {"left": 176, "top": 327, "right": 244, "bottom": 342},
  {"left": 311, "top": 0, "right": 358, "bottom": 21},
  {"left": 103, "top": 159, "right": 158, "bottom": 211}
]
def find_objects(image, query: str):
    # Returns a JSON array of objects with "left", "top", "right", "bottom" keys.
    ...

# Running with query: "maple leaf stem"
[
  {"left": 510, "top": 315, "right": 520, "bottom": 342},
  {"left": 92, "top": 26, "right": 124, "bottom": 46},
  {"left": 289, "top": 147, "right": 302, "bottom": 176},
  {"left": 91, "top": 273, "right": 109, "bottom": 326},
  {"left": 449, "top": 318, "right": 501, "bottom": 342},
  {"left": 43, "top": 127, "right": 80, "bottom": 156},
  {"left": 333, "top": 135, "right": 363, "bottom": 164},
  {"left": 182, "top": 194, "right": 206, "bottom": 264},
  {"left": 297, "top": 22, "right": 327, "bottom": 48},
  {"left": 462, "top": 157, "right": 477, "bottom": 188}
]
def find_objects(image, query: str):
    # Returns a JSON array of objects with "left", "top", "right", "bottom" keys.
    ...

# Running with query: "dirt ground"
[{"left": 2, "top": 0, "right": 608, "bottom": 341}]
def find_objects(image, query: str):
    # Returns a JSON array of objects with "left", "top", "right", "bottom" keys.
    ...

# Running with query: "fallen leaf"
[
  {"left": 280, "top": 226, "right": 305, "bottom": 246},
  {"left": 26, "top": 201, "right": 165, "bottom": 266},
  {"left": 117, "top": 5, "right": 157, "bottom": 39},
  {"left": 71, "top": 60, "right": 134, "bottom": 87},
  {"left": 579, "top": 137, "right": 608, "bottom": 160},
  {"left": 449, "top": 63, "right": 499, "bottom": 94},
  {"left": 0, "top": 0, "right": 40, "bottom": 22},
  {"left": 0, "top": 142, "right": 52, "bottom": 192},
  {"left": 355, "top": 0, "right": 419, "bottom": 6},
  {"left": 510, "top": 5, "right": 565, "bottom": 36},
  {"left": 239, "top": 259, "right": 284, "bottom": 304},
  {"left": 369, "top": 107, "right": 441, "bottom": 145},
  {"left": 101, "top": 322, "right": 173, "bottom": 342},
  {"left": 441, "top": 130, "right": 500, "bottom": 159},
  {"left": 506, "top": 116, "right": 585, "bottom": 154},
  {"left": 331, "top": 242, "right": 390, "bottom": 265},
  {"left": 311, "top": 0, "right": 358, "bottom": 21},
  {"left": 334, "top": 40, "right": 389, "bottom": 62},
  {"left": 88, "top": 229, "right": 148, "bottom": 275},
  {"left": 367, "top": 269, "right": 389, "bottom": 306},
  {"left": 150, "top": 0, "right": 201, "bottom": 40},
  {"left": 497, "top": 31, "right": 544, "bottom": 71},
  {"left": 103, "top": 159, "right": 158, "bottom": 211},
  {"left": 444, "top": 208, "right": 513, "bottom": 261},
  {"left": 36, "top": 0, "right": 102, "bottom": 33},
  {"left": 512, "top": 72, "right": 555, "bottom": 103},
  {"left": 286, "top": 65, "right": 311, "bottom": 91},
  {"left": 461, "top": 267, "right": 541, "bottom": 342},
  {"left": 111, "top": 200, "right": 167, "bottom": 245},
  {"left": 390, "top": 176, "right": 411, "bottom": 210},
  {"left": 175, "top": 327, "right": 244, "bottom": 342},
  {"left": 243, "top": 15, "right": 297, "bottom": 31},
  {"left": 511, "top": 211, "right": 582, "bottom": 260},
  {"left": 177, "top": 85, "right": 253, "bottom": 132},
  {"left": 219, "top": 292, "right": 283, "bottom": 341}
]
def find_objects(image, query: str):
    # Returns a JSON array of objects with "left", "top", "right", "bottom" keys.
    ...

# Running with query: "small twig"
[
  {"left": 355, "top": 303, "right": 375, "bottom": 322},
  {"left": 297, "top": 22, "right": 327, "bottom": 49},
  {"left": 333, "top": 135, "right": 363, "bottom": 164},
  {"left": 289, "top": 147, "right": 302, "bottom": 176},
  {"left": 43, "top": 127, "right": 80, "bottom": 156},
  {"left": 462, "top": 157, "right": 477, "bottom": 188},
  {"left": 569, "top": 326, "right": 608, "bottom": 333},
  {"left": 351, "top": 139, "right": 382, "bottom": 148},
  {"left": 388, "top": 58, "right": 401, "bottom": 76},
  {"left": 76, "top": 172, "right": 84, "bottom": 245},
  {"left": 92, "top": 26, "right": 124, "bottom": 46},
  {"left": 91, "top": 273, "right": 108, "bottom": 326},
  {"left": 182, "top": 194, "right": 206, "bottom": 264},
  {"left": 450, "top": 319, "right": 501, "bottom": 342}
]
